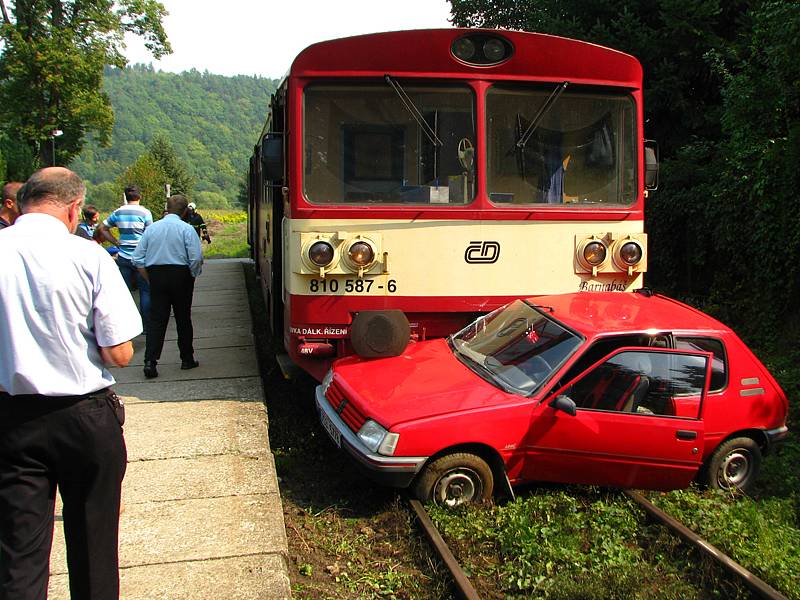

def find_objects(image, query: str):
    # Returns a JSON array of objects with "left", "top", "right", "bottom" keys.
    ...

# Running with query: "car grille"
[{"left": 325, "top": 380, "right": 367, "bottom": 433}]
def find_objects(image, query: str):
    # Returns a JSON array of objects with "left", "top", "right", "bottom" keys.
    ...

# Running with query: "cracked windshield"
[{"left": 451, "top": 300, "right": 583, "bottom": 395}]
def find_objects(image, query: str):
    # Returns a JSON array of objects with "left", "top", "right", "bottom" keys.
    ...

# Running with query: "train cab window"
[
  {"left": 675, "top": 337, "right": 727, "bottom": 391},
  {"left": 486, "top": 84, "right": 636, "bottom": 206},
  {"left": 304, "top": 83, "right": 475, "bottom": 205}
]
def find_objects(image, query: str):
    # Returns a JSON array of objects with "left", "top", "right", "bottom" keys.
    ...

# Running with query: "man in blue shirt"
[
  {"left": 96, "top": 185, "right": 153, "bottom": 333},
  {"left": 132, "top": 194, "right": 203, "bottom": 379}
]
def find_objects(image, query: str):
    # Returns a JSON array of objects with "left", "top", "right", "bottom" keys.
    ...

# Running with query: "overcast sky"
[{"left": 123, "top": 0, "right": 454, "bottom": 79}]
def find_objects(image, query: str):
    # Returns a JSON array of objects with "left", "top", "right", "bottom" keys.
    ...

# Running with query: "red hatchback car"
[{"left": 316, "top": 292, "right": 789, "bottom": 505}]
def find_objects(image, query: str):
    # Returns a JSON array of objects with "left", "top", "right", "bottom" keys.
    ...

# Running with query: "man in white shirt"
[{"left": 0, "top": 167, "right": 142, "bottom": 600}]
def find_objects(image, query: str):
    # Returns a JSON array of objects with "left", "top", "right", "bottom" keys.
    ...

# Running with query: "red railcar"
[{"left": 249, "top": 29, "right": 658, "bottom": 380}]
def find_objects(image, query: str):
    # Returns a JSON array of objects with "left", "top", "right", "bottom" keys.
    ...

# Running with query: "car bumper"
[
  {"left": 315, "top": 385, "right": 427, "bottom": 488},
  {"left": 765, "top": 425, "right": 789, "bottom": 450}
]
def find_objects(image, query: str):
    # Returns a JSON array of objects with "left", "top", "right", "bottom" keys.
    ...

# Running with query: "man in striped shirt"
[{"left": 97, "top": 185, "right": 153, "bottom": 333}]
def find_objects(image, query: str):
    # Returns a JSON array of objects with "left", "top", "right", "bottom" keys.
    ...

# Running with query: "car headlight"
[
  {"left": 321, "top": 369, "right": 334, "bottom": 396},
  {"left": 357, "top": 420, "right": 399, "bottom": 455}
]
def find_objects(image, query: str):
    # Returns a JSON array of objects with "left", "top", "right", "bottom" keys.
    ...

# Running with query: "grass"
[
  {"left": 202, "top": 209, "right": 249, "bottom": 258},
  {"left": 429, "top": 488, "right": 714, "bottom": 599}
]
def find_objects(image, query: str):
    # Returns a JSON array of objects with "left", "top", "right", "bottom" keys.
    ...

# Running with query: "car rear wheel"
[
  {"left": 413, "top": 452, "right": 494, "bottom": 507},
  {"left": 703, "top": 437, "right": 762, "bottom": 493}
]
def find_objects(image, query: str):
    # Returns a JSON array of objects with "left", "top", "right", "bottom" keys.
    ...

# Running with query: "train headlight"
[
  {"left": 308, "top": 241, "right": 335, "bottom": 267},
  {"left": 483, "top": 38, "right": 506, "bottom": 63},
  {"left": 348, "top": 241, "right": 374, "bottom": 267},
  {"left": 618, "top": 241, "right": 643, "bottom": 266},
  {"left": 611, "top": 236, "right": 646, "bottom": 275},
  {"left": 342, "top": 236, "right": 378, "bottom": 275},
  {"left": 583, "top": 241, "right": 607, "bottom": 266},
  {"left": 452, "top": 37, "right": 476, "bottom": 62}
]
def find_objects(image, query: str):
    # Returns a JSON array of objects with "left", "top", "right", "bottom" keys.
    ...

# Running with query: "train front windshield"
[
  {"left": 304, "top": 82, "right": 637, "bottom": 207},
  {"left": 487, "top": 85, "right": 637, "bottom": 206},
  {"left": 304, "top": 83, "right": 475, "bottom": 205}
]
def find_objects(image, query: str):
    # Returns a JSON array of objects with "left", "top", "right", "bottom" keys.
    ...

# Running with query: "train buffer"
[{"left": 47, "top": 259, "right": 291, "bottom": 599}]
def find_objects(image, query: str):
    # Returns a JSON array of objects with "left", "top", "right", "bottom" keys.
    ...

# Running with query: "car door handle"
[{"left": 676, "top": 430, "right": 697, "bottom": 440}]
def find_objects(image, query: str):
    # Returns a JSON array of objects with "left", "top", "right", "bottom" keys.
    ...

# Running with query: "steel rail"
[
  {"left": 625, "top": 490, "right": 788, "bottom": 600},
  {"left": 408, "top": 498, "right": 481, "bottom": 600}
]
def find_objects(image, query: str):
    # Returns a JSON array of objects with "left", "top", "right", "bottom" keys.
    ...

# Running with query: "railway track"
[{"left": 409, "top": 492, "right": 789, "bottom": 600}]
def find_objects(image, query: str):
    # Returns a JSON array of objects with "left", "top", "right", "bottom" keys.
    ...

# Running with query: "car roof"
[{"left": 529, "top": 292, "right": 732, "bottom": 337}]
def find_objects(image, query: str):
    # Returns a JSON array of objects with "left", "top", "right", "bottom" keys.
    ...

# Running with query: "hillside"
[{"left": 72, "top": 64, "right": 278, "bottom": 209}]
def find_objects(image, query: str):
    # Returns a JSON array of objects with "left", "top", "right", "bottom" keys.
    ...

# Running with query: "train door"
[{"left": 260, "top": 89, "right": 287, "bottom": 337}]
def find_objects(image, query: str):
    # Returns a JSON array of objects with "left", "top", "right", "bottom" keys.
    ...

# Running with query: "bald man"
[
  {"left": 0, "top": 167, "right": 142, "bottom": 599},
  {"left": 0, "top": 181, "right": 22, "bottom": 230}
]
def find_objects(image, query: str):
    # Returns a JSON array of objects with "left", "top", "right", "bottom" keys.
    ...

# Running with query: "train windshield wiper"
[
  {"left": 385, "top": 75, "right": 443, "bottom": 147},
  {"left": 516, "top": 81, "right": 569, "bottom": 149}
]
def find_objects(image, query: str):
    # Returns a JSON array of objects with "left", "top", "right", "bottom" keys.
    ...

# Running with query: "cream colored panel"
[{"left": 287, "top": 218, "right": 645, "bottom": 297}]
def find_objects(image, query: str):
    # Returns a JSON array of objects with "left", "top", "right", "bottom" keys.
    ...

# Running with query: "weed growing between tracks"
[
  {"left": 429, "top": 487, "right": 754, "bottom": 599},
  {"left": 244, "top": 264, "right": 451, "bottom": 599}
]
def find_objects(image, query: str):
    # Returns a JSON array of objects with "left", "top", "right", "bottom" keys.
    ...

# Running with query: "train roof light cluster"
[{"left": 451, "top": 33, "right": 513, "bottom": 66}]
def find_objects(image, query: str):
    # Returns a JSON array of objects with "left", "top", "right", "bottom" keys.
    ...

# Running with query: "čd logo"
[{"left": 465, "top": 241, "right": 500, "bottom": 264}]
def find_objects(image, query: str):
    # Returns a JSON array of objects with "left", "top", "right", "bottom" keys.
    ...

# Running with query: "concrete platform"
[{"left": 48, "top": 259, "right": 291, "bottom": 599}]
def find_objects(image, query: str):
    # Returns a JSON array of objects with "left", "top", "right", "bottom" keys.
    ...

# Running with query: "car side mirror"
[{"left": 548, "top": 394, "right": 577, "bottom": 416}]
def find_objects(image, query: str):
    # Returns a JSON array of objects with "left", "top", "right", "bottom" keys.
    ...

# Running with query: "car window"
[
  {"left": 556, "top": 333, "right": 668, "bottom": 387},
  {"left": 675, "top": 337, "right": 726, "bottom": 391},
  {"left": 450, "top": 300, "right": 583, "bottom": 395},
  {"left": 564, "top": 350, "right": 707, "bottom": 418}
]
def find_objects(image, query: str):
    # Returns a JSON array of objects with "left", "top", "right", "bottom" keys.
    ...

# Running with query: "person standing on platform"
[
  {"left": 0, "top": 167, "right": 142, "bottom": 600},
  {"left": 74, "top": 204, "right": 100, "bottom": 241},
  {"left": 96, "top": 185, "right": 153, "bottom": 332},
  {"left": 132, "top": 194, "right": 203, "bottom": 379},
  {"left": 187, "top": 202, "right": 212, "bottom": 244},
  {"left": 0, "top": 181, "right": 22, "bottom": 230}
]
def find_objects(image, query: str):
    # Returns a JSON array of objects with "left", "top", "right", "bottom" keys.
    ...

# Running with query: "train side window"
[{"left": 675, "top": 337, "right": 727, "bottom": 392}]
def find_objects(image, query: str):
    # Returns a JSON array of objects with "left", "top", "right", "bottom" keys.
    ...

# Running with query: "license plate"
[{"left": 320, "top": 412, "right": 341, "bottom": 448}]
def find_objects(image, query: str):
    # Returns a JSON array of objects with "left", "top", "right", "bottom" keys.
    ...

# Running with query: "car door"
[{"left": 522, "top": 348, "right": 711, "bottom": 490}]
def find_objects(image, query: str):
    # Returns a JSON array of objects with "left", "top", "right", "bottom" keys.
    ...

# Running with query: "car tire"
[
  {"left": 703, "top": 437, "right": 762, "bottom": 493},
  {"left": 413, "top": 452, "right": 494, "bottom": 507}
]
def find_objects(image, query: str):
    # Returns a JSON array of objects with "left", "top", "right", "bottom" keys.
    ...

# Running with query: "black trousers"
[
  {"left": 0, "top": 392, "right": 127, "bottom": 600},
  {"left": 145, "top": 265, "right": 196, "bottom": 363}
]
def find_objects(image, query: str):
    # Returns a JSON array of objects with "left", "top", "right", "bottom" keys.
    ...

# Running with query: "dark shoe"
[
  {"left": 181, "top": 359, "right": 199, "bottom": 370},
  {"left": 143, "top": 361, "right": 158, "bottom": 379}
]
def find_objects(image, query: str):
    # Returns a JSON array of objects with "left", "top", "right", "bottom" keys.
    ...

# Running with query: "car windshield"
[
  {"left": 486, "top": 84, "right": 636, "bottom": 206},
  {"left": 304, "top": 83, "right": 475, "bottom": 205},
  {"left": 450, "top": 299, "right": 584, "bottom": 395}
]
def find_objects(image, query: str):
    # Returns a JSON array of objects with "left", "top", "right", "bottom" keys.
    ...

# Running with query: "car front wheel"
[
  {"left": 703, "top": 437, "right": 762, "bottom": 493},
  {"left": 413, "top": 452, "right": 494, "bottom": 507}
]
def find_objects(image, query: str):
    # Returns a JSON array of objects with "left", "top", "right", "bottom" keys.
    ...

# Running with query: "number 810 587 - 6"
[{"left": 308, "top": 279, "right": 397, "bottom": 293}]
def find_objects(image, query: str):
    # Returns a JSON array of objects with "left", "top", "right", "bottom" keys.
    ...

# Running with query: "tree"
[
  {"left": 117, "top": 153, "right": 168, "bottom": 216},
  {"left": 447, "top": 0, "right": 752, "bottom": 160},
  {"left": 147, "top": 133, "right": 194, "bottom": 196},
  {"left": 0, "top": 0, "right": 171, "bottom": 169}
]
